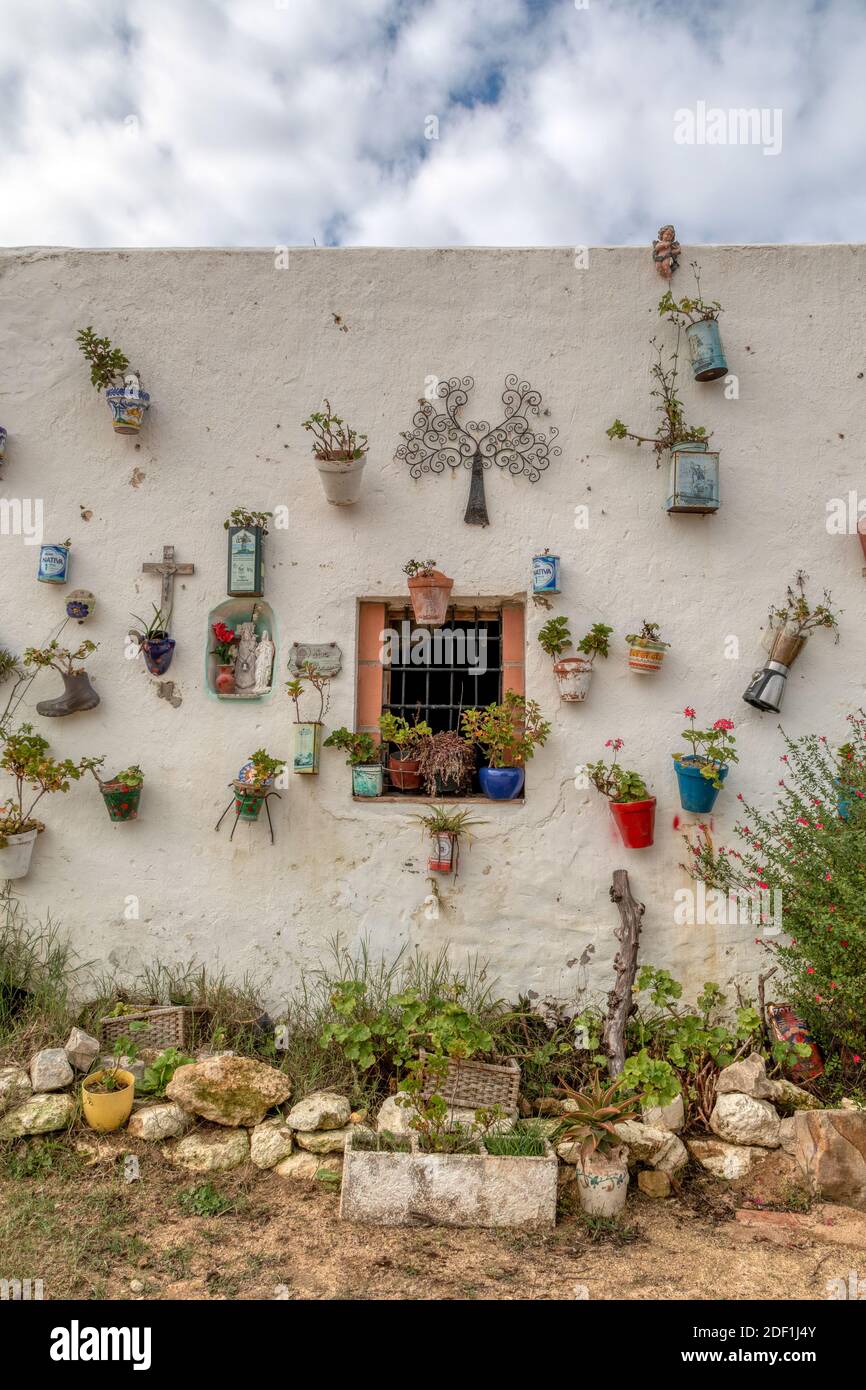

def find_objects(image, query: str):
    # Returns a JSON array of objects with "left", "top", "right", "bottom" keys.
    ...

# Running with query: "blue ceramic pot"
[
  {"left": 106, "top": 385, "right": 150, "bottom": 434},
  {"left": 673, "top": 757, "right": 727, "bottom": 813},
  {"left": 685, "top": 319, "right": 727, "bottom": 381},
  {"left": 142, "top": 634, "right": 175, "bottom": 675},
  {"left": 479, "top": 766, "right": 525, "bottom": 800}
]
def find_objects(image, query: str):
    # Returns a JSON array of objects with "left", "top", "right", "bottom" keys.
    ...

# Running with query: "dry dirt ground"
[{"left": 0, "top": 1134, "right": 862, "bottom": 1301}]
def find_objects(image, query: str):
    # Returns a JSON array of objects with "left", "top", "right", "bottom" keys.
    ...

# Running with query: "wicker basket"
[
  {"left": 420, "top": 1051, "right": 521, "bottom": 1115},
  {"left": 99, "top": 1006, "right": 205, "bottom": 1052}
]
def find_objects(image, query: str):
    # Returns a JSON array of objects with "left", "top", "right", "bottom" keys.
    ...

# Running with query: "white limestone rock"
[
  {"left": 642, "top": 1095, "right": 685, "bottom": 1132},
  {"left": 710, "top": 1092, "right": 781, "bottom": 1148},
  {"left": 0, "top": 1092, "right": 75, "bottom": 1138},
  {"left": 274, "top": 1151, "right": 343, "bottom": 1181},
  {"left": 0, "top": 1066, "right": 32, "bottom": 1115},
  {"left": 29, "top": 1048, "right": 74, "bottom": 1092},
  {"left": 64, "top": 1027, "right": 101, "bottom": 1073},
  {"left": 127, "top": 1102, "right": 193, "bottom": 1141},
  {"left": 164, "top": 1128, "right": 249, "bottom": 1172},
  {"left": 286, "top": 1091, "right": 351, "bottom": 1132},
  {"left": 250, "top": 1116, "right": 295, "bottom": 1168},
  {"left": 688, "top": 1137, "right": 763, "bottom": 1180},
  {"left": 715, "top": 1052, "right": 774, "bottom": 1099}
]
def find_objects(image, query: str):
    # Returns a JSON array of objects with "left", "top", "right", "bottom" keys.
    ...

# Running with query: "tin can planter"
[
  {"left": 82, "top": 1069, "right": 136, "bottom": 1132},
  {"left": 428, "top": 831, "right": 457, "bottom": 873},
  {"left": 314, "top": 451, "right": 366, "bottom": 506},
  {"left": 388, "top": 754, "right": 421, "bottom": 792},
  {"left": 352, "top": 764, "right": 383, "bottom": 797},
  {"left": 553, "top": 656, "right": 593, "bottom": 702},
  {"left": 233, "top": 781, "right": 268, "bottom": 821},
  {"left": 293, "top": 722, "right": 322, "bottom": 774},
  {"left": 37, "top": 543, "right": 70, "bottom": 584},
  {"left": 0, "top": 828, "right": 39, "bottom": 880},
  {"left": 100, "top": 781, "right": 143, "bottom": 822},
  {"left": 610, "top": 797, "right": 656, "bottom": 849},
  {"left": 407, "top": 570, "right": 454, "bottom": 627},
  {"left": 479, "top": 766, "right": 525, "bottom": 800},
  {"left": 685, "top": 319, "right": 727, "bottom": 382},
  {"left": 573, "top": 1145, "right": 629, "bottom": 1217},
  {"left": 105, "top": 385, "right": 150, "bottom": 434},
  {"left": 141, "top": 634, "right": 175, "bottom": 676},
  {"left": 227, "top": 525, "right": 265, "bottom": 598},
  {"left": 532, "top": 553, "right": 560, "bottom": 595},
  {"left": 673, "top": 758, "right": 727, "bottom": 813},
  {"left": 666, "top": 441, "right": 720, "bottom": 515},
  {"left": 628, "top": 640, "right": 667, "bottom": 674}
]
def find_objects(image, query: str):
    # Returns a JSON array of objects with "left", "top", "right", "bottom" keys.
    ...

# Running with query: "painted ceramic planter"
[
  {"left": 407, "top": 571, "right": 454, "bottom": 627},
  {"left": 82, "top": 1070, "right": 136, "bottom": 1132},
  {"left": 610, "top": 797, "right": 656, "bottom": 849},
  {"left": 352, "top": 764, "right": 383, "bottom": 797},
  {"left": 37, "top": 543, "right": 70, "bottom": 584},
  {"left": 479, "top": 766, "right": 525, "bottom": 800},
  {"left": 233, "top": 780, "right": 269, "bottom": 821},
  {"left": 0, "top": 828, "right": 39, "bottom": 880},
  {"left": 141, "top": 634, "right": 175, "bottom": 676},
  {"left": 293, "top": 722, "right": 323, "bottom": 774},
  {"left": 574, "top": 1145, "right": 629, "bottom": 1217},
  {"left": 105, "top": 385, "right": 150, "bottom": 434},
  {"left": 673, "top": 758, "right": 728, "bottom": 813},
  {"left": 66, "top": 590, "right": 96, "bottom": 623},
  {"left": 314, "top": 451, "right": 366, "bottom": 506},
  {"left": 685, "top": 319, "right": 727, "bottom": 382},
  {"left": 388, "top": 754, "right": 421, "bottom": 791},
  {"left": 36, "top": 671, "right": 100, "bottom": 718},
  {"left": 628, "top": 640, "right": 667, "bottom": 674},
  {"left": 428, "top": 831, "right": 457, "bottom": 873},
  {"left": 666, "top": 441, "right": 720, "bottom": 515},
  {"left": 100, "top": 781, "right": 143, "bottom": 822},
  {"left": 553, "top": 656, "right": 593, "bottom": 702},
  {"left": 531, "top": 554, "right": 560, "bottom": 594}
]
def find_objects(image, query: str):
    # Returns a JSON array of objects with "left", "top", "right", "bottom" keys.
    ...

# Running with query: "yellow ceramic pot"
[{"left": 81, "top": 1069, "right": 136, "bottom": 1132}]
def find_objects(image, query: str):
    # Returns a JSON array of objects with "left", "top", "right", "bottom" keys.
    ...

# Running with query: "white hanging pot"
[
  {"left": 314, "top": 451, "right": 367, "bottom": 506},
  {"left": 0, "top": 828, "right": 39, "bottom": 880},
  {"left": 574, "top": 1144, "right": 629, "bottom": 1217},
  {"left": 553, "top": 656, "right": 593, "bottom": 702}
]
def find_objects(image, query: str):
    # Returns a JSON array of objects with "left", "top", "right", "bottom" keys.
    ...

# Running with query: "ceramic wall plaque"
[{"left": 288, "top": 642, "right": 342, "bottom": 677}]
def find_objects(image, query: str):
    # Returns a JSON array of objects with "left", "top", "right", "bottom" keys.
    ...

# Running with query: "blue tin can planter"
[
  {"left": 673, "top": 758, "right": 728, "bottom": 813},
  {"left": 352, "top": 764, "right": 383, "bottom": 797},
  {"left": 105, "top": 385, "right": 150, "bottom": 434},
  {"left": 479, "top": 766, "right": 525, "bottom": 800},
  {"left": 141, "top": 634, "right": 176, "bottom": 676},
  {"left": 532, "top": 554, "right": 560, "bottom": 595},
  {"left": 666, "top": 442, "right": 720, "bottom": 515},
  {"left": 37, "top": 543, "right": 70, "bottom": 584},
  {"left": 686, "top": 319, "right": 727, "bottom": 382}
]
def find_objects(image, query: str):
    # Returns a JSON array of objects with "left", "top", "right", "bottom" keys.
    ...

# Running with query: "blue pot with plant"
[
  {"left": 672, "top": 708, "right": 737, "bottom": 813},
  {"left": 478, "top": 766, "right": 525, "bottom": 800},
  {"left": 131, "top": 605, "right": 174, "bottom": 677},
  {"left": 461, "top": 692, "right": 550, "bottom": 802}
]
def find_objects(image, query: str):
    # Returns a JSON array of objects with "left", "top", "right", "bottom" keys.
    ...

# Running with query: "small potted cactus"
[
  {"left": 403, "top": 559, "right": 454, "bottom": 627},
  {"left": 77, "top": 326, "right": 150, "bottom": 434},
  {"left": 625, "top": 620, "right": 670, "bottom": 674},
  {"left": 537, "top": 618, "right": 612, "bottom": 702},
  {"left": 303, "top": 400, "right": 368, "bottom": 505}
]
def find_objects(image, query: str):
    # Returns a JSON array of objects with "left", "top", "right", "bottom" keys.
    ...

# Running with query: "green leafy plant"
[
  {"left": 674, "top": 708, "right": 738, "bottom": 788},
  {"left": 768, "top": 570, "right": 841, "bottom": 643},
  {"left": 89, "top": 764, "right": 144, "bottom": 792},
  {"left": 585, "top": 738, "right": 650, "bottom": 804},
  {"left": 552, "top": 1074, "right": 643, "bottom": 1163},
  {"left": 302, "top": 400, "right": 367, "bottom": 459},
  {"left": 402, "top": 559, "right": 437, "bottom": 579},
  {"left": 606, "top": 336, "right": 709, "bottom": 464},
  {"left": 396, "top": 1053, "right": 500, "bottom": 1153},
  {"left": 76, "top": 326, "right": 131, "bottom": 392},
  {"left": 410, "top": 804, "right": 485, "bottom": 837},
  {"left": 23, "top": 640, "right": 97, "bottom": 676},
  {"left": 322, "top": 728, "right": 379, "bottom": 766},
  {"left": 139, "top": 1046, "right": 194, "bottom": 1096},
  {"left": 224, "top": 507, "right": 273, "bottom": 534},
  {"left": 245, "top": 749, "right": 286, "bottom": 790},
  {"left": 658, "top": 262, "right": 722, "bottom": 326},
  {"left": 483, "top": 1120, "right": 548, "bottom": 1156},
  {"left": 625, "top": 621, "right": 669, "bottom": 648},
  {"left": 416, "top": 729, "right": 476, "bottom": 795},
  {"left": 318, "top": 982, "right": 494, "bottom": 1076},
  {"left": 537, "top": 618, "right": 612, "bottom": 663},
  {"left": 86, "top": 1023, "right": 144, "bottom": 1094},
  {"left": 617, "top": 1050, "right": 681, "bottom": 1109},
  {"left": 286, "top": 662, "right": 331, "bottom": 724},
  {"left": 378, "top": 712, "right": 433, "bottom": 755},
  {"left": 461, "top": 692, "right": 551, "bottom": 769},
  {"left": 177, "top": 1182, "right": 235, "bottom": 1217},
  {"left": 1, "top": 725, "right": 104, "bottom": 843},
  {"left": 130, "top": 605, "right": 171, "bottom": 643}
]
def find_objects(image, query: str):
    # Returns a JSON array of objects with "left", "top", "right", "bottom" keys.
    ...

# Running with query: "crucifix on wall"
[
  {"left": 395, "top": 374, "right": 561, "bottom": 526},
  {"left": 141, "top": 545, "right": 195, "bottom": 619}
]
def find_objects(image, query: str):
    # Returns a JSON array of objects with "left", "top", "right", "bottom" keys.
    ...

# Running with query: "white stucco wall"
[{"left": 1, "top": 244, "right": 864, "bottom": 1010}]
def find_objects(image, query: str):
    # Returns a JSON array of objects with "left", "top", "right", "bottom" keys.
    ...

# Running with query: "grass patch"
[
  {"left": 484, "top": 1122, "right": 548, "bottom": 1157},
  {"left": 177, "top": 1182, "right": 236, "bottom": 1218},
  {"left": 0, "top": 1136, "right": 86, "bottom": 1180},
  {"left": 350, "top": 1129, "right": 411, "bottom": 1153}
]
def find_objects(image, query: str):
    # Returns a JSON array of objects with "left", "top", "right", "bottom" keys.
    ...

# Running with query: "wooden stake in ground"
[{"left": 602, "top": 869, "right": 645, "bottom": 1079}]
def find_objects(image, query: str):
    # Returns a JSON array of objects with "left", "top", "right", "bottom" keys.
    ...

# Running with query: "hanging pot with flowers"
[
  {"left": 130, "top": 605, "right": 175, "bottom": 676},
  {"left": 461, "top": 692, "right": 550, "bottom": 800},
  {"left": 410, "top": 804, "right": 486, "bottom": 876},
  {"left": 210, "top": 621, "right": 239, "bottom": 694},
  {"left": 0, "top": 724, "right": 103, "bottom": 879},
  {"left": 379, "top": 712, "right": 433, "bottom": 791},
  {"left": 658, "top": 263, "right": 727, "bottom": 382},
  {"left": 303, "top": 400, "right": 368, "bottom": 506},
  {"left": 403, "top": 559, "right": 454, "bottom": 627},
  {"left": 743, "top": 571, "right": 840, "bottom": 713},
  {"left": 416, "top": 729, "right": 476, "bottom": 797},
  {"left": 672, "top": 709, "right": 738, "bottom": 814},
  {"left": 625, "top": 620, "right": 670, "bottom": 674},
  {"left": 585, "top": 738, "right": 656, "bottom": 848},
  {"left": 286, "top": 662, "right": 331, "bottom": 774},
  {"left": 24, "top": 640, "right": 100, "bottom": 717},
  {"left": 77, "top": 327, "right": 150, "bottom": 435},
  {"left": 323, "top": 728, "right": 383, "bottom": 797},
  {"left": 537, "top": 617, "right": 612, "bottom": 702},
  {"left": 89, "top": 764, "right": 145, "bottom": 822},
  {"left": 606, "top": 337, "right": 718, "bottom": 515},
  {"left": 224, "top": 507, "right": 272, "bottom": 599}
]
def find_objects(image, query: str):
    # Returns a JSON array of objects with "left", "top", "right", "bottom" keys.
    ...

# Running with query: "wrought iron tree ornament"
[{"left": 396, "top": 375, "right": 560, "bottom": 526}]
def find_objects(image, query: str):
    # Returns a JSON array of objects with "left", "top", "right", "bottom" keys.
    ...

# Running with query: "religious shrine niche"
[{"left": 206, "top": 598, "right": 277, "bottom": 700}]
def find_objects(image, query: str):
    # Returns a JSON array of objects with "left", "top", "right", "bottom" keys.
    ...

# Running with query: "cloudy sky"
[{"left": 0, "top": 0, "right": 864, "bottom": 247}]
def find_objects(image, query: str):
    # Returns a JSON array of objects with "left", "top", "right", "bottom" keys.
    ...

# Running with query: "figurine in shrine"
[
  {"left": 233, "top": 621, "right": 258, "bottom": 691},
  {"left": 653, "top": 225, "right": 680, "bottom": 279},
  {"left": 254, "top": 628, "right": 275, "bottom": 693}
]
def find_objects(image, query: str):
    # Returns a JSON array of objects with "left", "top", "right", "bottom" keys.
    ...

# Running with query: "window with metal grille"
[{"left": 381, "top": 603, "right": 502, "bottom": 732}]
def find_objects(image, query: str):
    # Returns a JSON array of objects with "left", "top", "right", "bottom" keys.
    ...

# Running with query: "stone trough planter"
[{"left": 339, "top": 1129, "right": 558, "bottom": 1229}]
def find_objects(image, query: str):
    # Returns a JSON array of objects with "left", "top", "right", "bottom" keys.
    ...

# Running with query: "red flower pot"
[
  {"left": 610, "top": 797, "right": 656, "bottom": 849},
  {"left": 388, "top": 755, "right": 421, "bottom": 791}
]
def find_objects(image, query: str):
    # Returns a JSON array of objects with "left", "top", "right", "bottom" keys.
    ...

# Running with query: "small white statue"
[
  {"left": 254, "top": 628, "right": 275, "bottom": 693},
  {"left": 233, "top": 621, "right": 258, "bottom": 691}
]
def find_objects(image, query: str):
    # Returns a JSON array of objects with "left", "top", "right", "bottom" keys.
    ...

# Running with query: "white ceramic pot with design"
[
  {"left": 553, "top": 656, "right": 593, "bottom": 702},
  {"left": 0, "top": 828, "right": 39, "bottom": 880},
  {"left": 574, "top": 1144, "right": 629, "bottom": 1217}
]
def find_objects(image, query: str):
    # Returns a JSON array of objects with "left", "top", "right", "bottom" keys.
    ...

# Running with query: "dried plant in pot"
[
  {"left": 416, "top": 728, "right": 476, "bottom": 797},
  {"left": 553, "top": 1075, "right": 643, "bottom": 1218},
  {"left": 538, "top": 617, "right": 612, "bottom": 701},
  {"left": 410, "top": 803, "right": 485, "bottom": 875},
  {"left": 23, "top": 640, "right": 100, "bottom": 718},
  {"left": 77, "top": 326, "right": 150, "bottom": 434},
  {"left": 461, "top": 692, "right": 550, "bottom": 800},
  {"left": 287, "top": 662, "right": 331, "bottom": 774},
  {"left": 130, "top": 604, "right": 175, "bottom": 676},
  {"left": 379, "top": 712, "right": 432, "bottom": 791},
  {"left": 402, "top": 559, "right": 454, "bottom": 627},
  {"left": 303, "top": 400, "right": 368, "bottom": 505},
  {"left": 625, "top": 620, "right": 670, "bottom": 674},
  {"left": 323, "top": 728, "right": 382, "bottom": 796},
  {"left": 585, "top": 738, "right": 655, "bottom": 848},
  {"left": 658, "top": 262, "right": 727, "bottom": 382},
  {"left": 0, "top": 724, "right": 103, "bottom": 878}
]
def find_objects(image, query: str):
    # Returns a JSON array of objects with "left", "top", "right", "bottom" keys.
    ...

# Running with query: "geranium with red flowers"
[
  {"left": 673, "top": 708, "right": 738, "bottom": 789},
  {"left": 210, "top": 621, "right": 237, "bottom": 664}
]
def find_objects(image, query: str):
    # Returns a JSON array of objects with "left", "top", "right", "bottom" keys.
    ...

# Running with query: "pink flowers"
[
  {"left": 683, "top": 707, "right": 696, "bottom": 719},
  {"left": 604, "top": 737, "right": 624, "bottom": 752},
  {"left": 713, "top": 718, "right": 735, "bottom": 731}
]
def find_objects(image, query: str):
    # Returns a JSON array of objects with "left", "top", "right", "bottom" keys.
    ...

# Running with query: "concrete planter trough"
[{"left": 339, "top": 1130, "right": 558, "bottom": 1229}]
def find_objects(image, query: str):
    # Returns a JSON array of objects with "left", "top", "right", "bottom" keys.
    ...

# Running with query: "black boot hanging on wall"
[{"left": 36, "top": 671, "right": 100, "bottom": 717}]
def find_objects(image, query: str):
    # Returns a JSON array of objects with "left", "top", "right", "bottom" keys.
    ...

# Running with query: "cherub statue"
[{"left": 653, "top": 225, "right": 681, "bottom": 279}]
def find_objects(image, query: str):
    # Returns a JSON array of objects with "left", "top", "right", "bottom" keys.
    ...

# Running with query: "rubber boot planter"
[
  {"left": 141, "top": 634, "right": 175, "bottom": 676},
  {"left": 673, "top": 759, "right": 727, "bottom": 813},
  {"left": 610, "top": 798, "right": 656, "bottom": 848},
  {"left": 36, "top": 671, "right": 100, "bottom": 717}
]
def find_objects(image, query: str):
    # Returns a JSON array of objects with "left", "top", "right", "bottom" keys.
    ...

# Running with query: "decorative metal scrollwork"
[{"left": 395, "top": 375, "right": 560, "bottom": 526}]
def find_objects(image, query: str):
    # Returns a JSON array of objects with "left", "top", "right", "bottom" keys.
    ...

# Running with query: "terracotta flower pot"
[
  {"left": 388, "top": 754, "right": 421, "bottom": 791},
  {"left": 407, "top": 571, "right": 453, "bottom": 626},
  {"left": 553, "top": 656, "right": 593, "bottom": 702},
  {"left": 858, "top": 517, "right": 866, "bottom": 563},
  {"left": 610, "top": 797, "right": 656, "bottom": 849}
]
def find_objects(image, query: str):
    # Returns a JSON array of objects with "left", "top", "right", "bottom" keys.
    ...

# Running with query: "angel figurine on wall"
[{"left": 653, "top": 225, "right": 681, "bottom": 279}]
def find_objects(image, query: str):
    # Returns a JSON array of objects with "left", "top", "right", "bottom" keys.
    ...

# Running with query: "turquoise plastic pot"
[
  {"left": 479, "top": 766, "right": 525, "bottom": 800},
  {"left": 673, "top": 758, "right": 727, "bottom": 813},
  {"left": 685, "top": 319, "right": 727, "bottom": 381}
]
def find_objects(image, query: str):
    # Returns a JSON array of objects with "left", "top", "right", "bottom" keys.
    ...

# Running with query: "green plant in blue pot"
[
  {"left": 323, "top": 727, "right": 382, "bottom": 797},
  {"left": 672, "top": 708, "right": 738, "bottom": 814},
  {"left": 461, "top": 691, "right": 550, "bottom": 800}
]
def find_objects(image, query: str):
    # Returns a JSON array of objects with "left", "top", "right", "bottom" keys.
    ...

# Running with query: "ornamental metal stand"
[{"left": 214, "top": 787, "right": 282, "bottom": 844}]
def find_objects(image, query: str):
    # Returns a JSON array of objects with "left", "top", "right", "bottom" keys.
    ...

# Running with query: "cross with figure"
[{"left": 141, "top": 545, "right": 195, "bottom": 616}]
